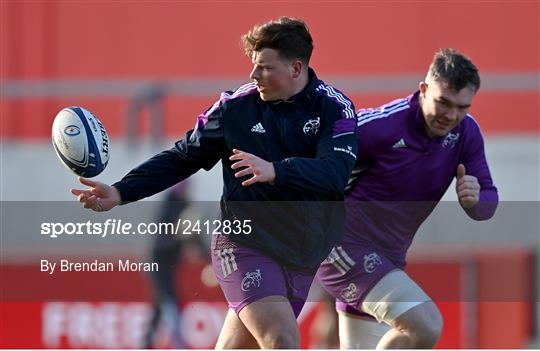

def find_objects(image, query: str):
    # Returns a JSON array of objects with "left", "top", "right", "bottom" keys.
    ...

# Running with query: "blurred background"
[{"left": 1, "top": 1, "right": 538, "bottom": 349}]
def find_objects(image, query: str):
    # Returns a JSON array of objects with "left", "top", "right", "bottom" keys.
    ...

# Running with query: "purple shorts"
[
  {"left": 211, "top": 234, "right": 316, "bottom": 317},
  {"left": 316, "top": 242, "right": 396, "bottom": 317}
]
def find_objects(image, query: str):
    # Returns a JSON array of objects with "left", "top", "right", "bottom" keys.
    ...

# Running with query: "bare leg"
[
  {"left": 215, "top": 309, "right": 259, "bottom": 349},
  {"left": 238, "top": 295, "right": 300, "bottom": 349}
]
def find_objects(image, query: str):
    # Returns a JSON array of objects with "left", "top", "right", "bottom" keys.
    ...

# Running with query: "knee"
[
  {"left": 261, "top": 330, "right": 300, "bottom": 349},
  {"left": 408, "top": 308, "right": 443, "bottom": 348},
  {"left": 411, "top": 322, "right": 442, "bottom": 348},
  {"left": 216, "top": 338, "right": 259, "bottom": 349}
]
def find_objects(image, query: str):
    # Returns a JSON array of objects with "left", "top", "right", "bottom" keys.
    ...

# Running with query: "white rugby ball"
[{"left": 51, "top": 106, "right": 110, "bottom": 177}]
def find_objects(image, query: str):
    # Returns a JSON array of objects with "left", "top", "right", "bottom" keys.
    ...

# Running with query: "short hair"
[
  {"left": 427, "top": 48, "right": 481, "bottom": 92},
  {"left": 242, "top": 17, "right": 313, "bottom": 64}
]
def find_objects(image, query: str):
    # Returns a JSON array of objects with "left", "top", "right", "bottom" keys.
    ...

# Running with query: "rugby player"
[
  {"left": 72, "top": 17, "right": 358, "bottom": 349},
  {"left": 317, "top": 48, "right": 499, "bottom": 349}
]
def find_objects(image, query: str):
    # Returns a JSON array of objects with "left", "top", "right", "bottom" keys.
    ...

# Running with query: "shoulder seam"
[
  {"left": 466, "top": 113, "right": 481, "bottom": 128},
  {"left": 357, "top": 99, "right": 410, "bottom": 126},
  {"left": 316, "top": 83, "right": 356, "bottom": 119},
  {"left": 201, "top": 83, "right": 258, "bottom": 119}
]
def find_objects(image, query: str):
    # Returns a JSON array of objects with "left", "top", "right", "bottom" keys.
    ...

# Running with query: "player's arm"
[
  {"left": 457, "top": 119, "right": 498, "bottom": 220},
  {"left": 112, "top": 108, "right": 224, "bottom": 203},
  {"left": 272, "top": 102, "right": 358, "bottom": 195},
  {"left": 72, "top": 103, "right": 225, "bottom": 210}
]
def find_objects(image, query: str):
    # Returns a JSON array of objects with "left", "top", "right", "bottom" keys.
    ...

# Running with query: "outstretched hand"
[
  {"left": 230, "top": 149, "right": 276, "bottom": 186},
  {"left": 456, "top": 164, "right": 480, "bottom": 209},
  {"left": 70, "top": 177, "right": 121, "bottom": 212}
]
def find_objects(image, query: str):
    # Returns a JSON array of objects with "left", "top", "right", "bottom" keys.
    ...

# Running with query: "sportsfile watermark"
[
  {"left": 2, "top": 201, "right": 538, "bottom": 303},
  {"left": 40, "top": 218, "right": 253, "bottom": 238}
]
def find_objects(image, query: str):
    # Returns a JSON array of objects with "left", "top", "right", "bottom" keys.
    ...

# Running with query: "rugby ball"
[{"left": 51, "top": 106, "right": 110, "bottom": 177}]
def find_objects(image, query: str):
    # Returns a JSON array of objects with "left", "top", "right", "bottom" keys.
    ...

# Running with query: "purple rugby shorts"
[
  {"left": 316, "top": 242, "right": 397, "bottom": 317},
  {"left": 211, "top": 234, "right": 317, "bottom": 317}
]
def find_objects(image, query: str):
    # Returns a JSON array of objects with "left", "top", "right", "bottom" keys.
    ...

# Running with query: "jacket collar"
[
  {"left": 271, "top": 67, "right": 318, "bottom": 106},
  {"left": 409, "top": 91, "right": 433, "bottom": 140}
]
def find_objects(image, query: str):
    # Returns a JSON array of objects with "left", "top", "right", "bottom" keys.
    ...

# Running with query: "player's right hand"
[{"left": 70, "top": 177, "right": 121, "bottom": 212}]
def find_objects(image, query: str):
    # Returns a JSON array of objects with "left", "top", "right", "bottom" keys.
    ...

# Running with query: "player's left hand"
[
  {"left": 230, "top": 148, "right": 276, "bottom": 186},
  {"left": 456, "top": 164, "right": 480, "bottom": 209}
]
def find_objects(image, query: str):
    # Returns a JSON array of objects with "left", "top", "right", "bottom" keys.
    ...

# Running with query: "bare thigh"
[
  {"left": 215, "top": 308, "right": 259, "bottom": 349},
  {"left": 238, "top": 295, "right": 300, "bottom": 348}
]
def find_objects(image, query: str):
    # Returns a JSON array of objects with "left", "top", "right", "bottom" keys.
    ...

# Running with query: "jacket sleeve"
[
  {"left": 112, "top": 102, "right": 225, "bottom": 202},
  {"left": 460, "top": 118, "right": 499, "bottom": 220},
  {"left": 272, "top": 99, "right": 358, "bottom": 195}
]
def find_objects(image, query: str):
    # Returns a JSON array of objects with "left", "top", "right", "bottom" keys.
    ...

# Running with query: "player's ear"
[
  {"left": 291, "top": 60, "right": 303, "bottom": 79},
  {"left": 419, "top": 81, "right": 428, "bottom": 96}
]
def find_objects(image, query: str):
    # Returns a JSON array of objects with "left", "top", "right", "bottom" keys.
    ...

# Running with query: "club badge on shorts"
[
  {"left": 340, "top": 282, "right": 358, "bottom": 302},
  {"left": 241, "top": 269, "right": 262, "bottom": 292},
  {"left": 364, "top": 252, "right": 383, "bottom": 273}
]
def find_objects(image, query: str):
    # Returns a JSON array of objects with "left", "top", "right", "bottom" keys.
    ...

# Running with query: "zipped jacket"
[{"left": 113, "top": 68, "right": 358, "bottom": 268}]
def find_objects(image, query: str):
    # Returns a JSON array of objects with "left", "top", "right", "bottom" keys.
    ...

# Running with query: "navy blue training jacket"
[{"left": 113, "top": 69, "right": 358, "bottom": 268}]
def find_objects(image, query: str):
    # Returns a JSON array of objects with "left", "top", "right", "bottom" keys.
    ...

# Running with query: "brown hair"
[
  {"left": 242, "top": 17, "right": 313, "bottom": 64},
  {"left": 428, "top": 48, "right": 481, "bottom": 92}
]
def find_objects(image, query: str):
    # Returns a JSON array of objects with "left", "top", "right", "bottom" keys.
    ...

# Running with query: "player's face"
[
  {"left": 249, "top": 48, "right": 297, "bottom": 101},
  {"left": 419, "top": 79, "right": 475, "bottom": 138}
]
